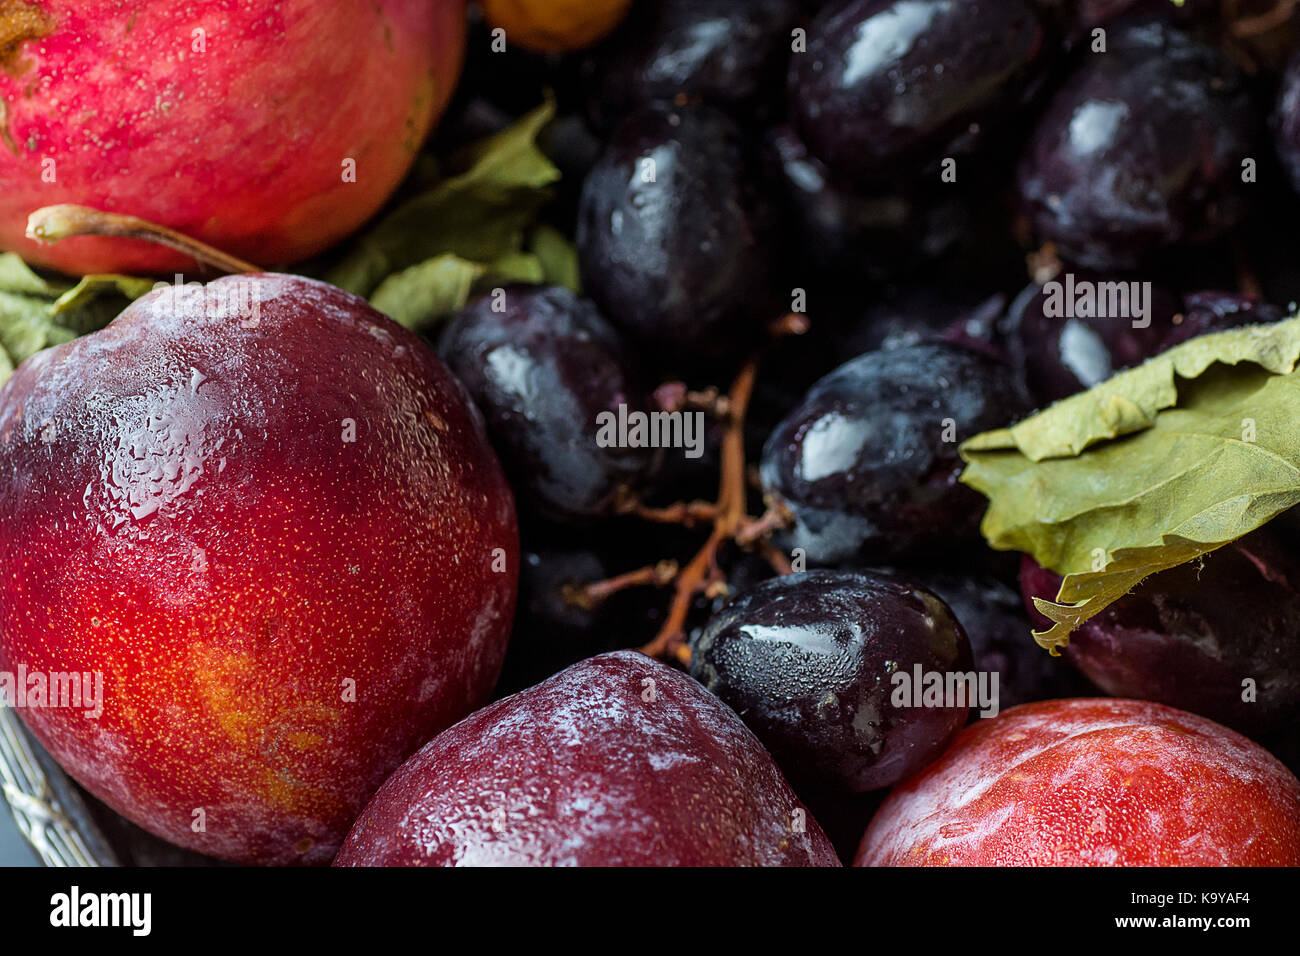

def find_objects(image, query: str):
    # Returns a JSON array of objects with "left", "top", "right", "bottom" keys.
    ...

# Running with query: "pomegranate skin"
[
  {"left": 0, "top": 0, "right": 466, "bottom": 274},
  {"left": 856, "top": 698, "right": 1300, "bottom": 867},
  {"left": 0, "top": 274, "right": 518, "bottom": 864},
  {"left": 335, "top": 651, "right": 842, "bottom": 866}
]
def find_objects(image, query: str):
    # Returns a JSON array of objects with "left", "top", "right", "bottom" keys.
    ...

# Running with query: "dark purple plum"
[
  {"left": 689, "top": 570, "right": 973, "bottom": 793},
  {"left": 787, "top": 0, "right": 1049, "bottom": 185},
  {"left": 576, "top": 105, "right": 768, "bottom": 353},
  {"left": 585, "top": 0, "right": 800, "bottom": 127},
  {"left": 1020, "top": 526, "right": 1300, "bottom": 736},
  {"left": 1017, "top": 17, "right": 1259, "bottom": 270},
  {"left": 335, "top": 652, "right": 841, "bottom": 866},
  {"left": 760, "top": 343, "right": 1030, "bottom": 564},
  {"left": 437, "top": 285, "right": 651, "bottom": 520},
  {"left": 1003, "top": 274, "right": 1181, "bottom": 404}
]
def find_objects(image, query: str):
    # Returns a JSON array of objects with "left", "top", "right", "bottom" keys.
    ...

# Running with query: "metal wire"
[{"left": 0, "top": 705, "right": 119, "bottom": 866}]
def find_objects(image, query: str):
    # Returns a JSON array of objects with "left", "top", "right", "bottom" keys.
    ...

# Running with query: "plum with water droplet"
[
  {"left": 0, "top": 274, "right": 518, "bottom": 864},
  {"left": 857, "top": 698, "right": 1300, "bottom": 865},
  {"left": 334, "top": 651, "right": 840, "bottom": 865}
]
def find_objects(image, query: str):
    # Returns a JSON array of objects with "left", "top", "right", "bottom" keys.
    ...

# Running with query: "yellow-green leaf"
[
  {"left": 0, "top": 262, "right": 152, "bottom": 386},
  {"left": 964, "top": 315, "right": 1300, "bottom": 461},
  {"left": 328, "top": 99, "right": 560, "bottom": 297},
  {"left": 370, "top": 254, "right": 488, "bottom": 332},
  {"left": 528, "top": 223, "right": 581, "bottom": 293},
  {"left": 960, "top": 316, "right": 1300, "bottom": 653},
  {"left": 53, "top": 274, "right": 157, "bottom": 317},
  {"left": 0, "top": 252, "right": 65, "bottom": 297}
]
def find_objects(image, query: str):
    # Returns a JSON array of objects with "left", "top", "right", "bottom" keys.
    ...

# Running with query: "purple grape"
[
  {"left": 1003, "top": 273, "right": 1181, "bottom": 404},
  {"left": 689, "top": 570, "right": 974, "bottom": 792},
  {"left": 760, "top": 343, "right": 1030, "bottom": 564},
  {"left": 1275, "top": 50, "right": 1300, "bottom": 194},
  {"left": 764, "top": 124, "right": 975, "bottom": 279},
  {"left": 576, "top": 105, "right": 769, "bottom": 353},
  {"left": 827, "top": 288, "right": 1008, "bottom": 363},
  {"left": 585, "top": 0, "right": 800, "bottom": 127},
  {"left": 1017, "top": 16, "right": 1259, "bottom": 270},
  {"left": 438, "top": 285, "right": 651, "bottom": 520},
  {"left": 907, "top": 570, "right": 1096, "bottom": 710},
  {"left": 1162, "top": 291, "right": 1287, "bottom": 349},
  {"left": 788, "top": 0, "right": 1049, "bottom": 185}
]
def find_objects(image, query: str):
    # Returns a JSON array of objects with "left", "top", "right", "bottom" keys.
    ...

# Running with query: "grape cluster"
[{"left": 433, "top": 0, "right": 1300, "bottom": 860}]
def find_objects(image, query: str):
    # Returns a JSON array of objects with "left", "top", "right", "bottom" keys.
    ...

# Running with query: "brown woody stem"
[
  {"left": 26, "top": 205, "right": 261, "bottom": 275},
  {"left": 639, "top": 360, "right": 759, "bottom": 664},
  {"left": 562, "top": 561, "right": 679, "bottom": 611}
]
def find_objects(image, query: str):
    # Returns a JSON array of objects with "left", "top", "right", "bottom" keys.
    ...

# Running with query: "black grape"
[
  {"left": 585, "top": 0, "right": 801, "bottom": 128},
  {"left": 689, "top": 570, "right": 973, "bottom": 792},
  {"left": 438, "top": 285, "right": 652, "bottom": 520},
  {"left": 760, "top": 343, "right": 1030, "bottom": 564},
  {"left": 1017, "top": 16, "right": 1258, "bottom": 270},
  {"left": 576, "top": 105, "right": 769, "bottom": 353},
  {"left": 788, "top": 0, "right": 1049, "bottom": 185}
]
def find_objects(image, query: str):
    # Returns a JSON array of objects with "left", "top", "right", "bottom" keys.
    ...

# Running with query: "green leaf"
[
  {"left": 960, "top": 316, "right": 1300, "bottom": 653},
  {"left": 52, "top": 274, "right": 157, "bottom": 317},
  {"left": 370, "top": 254, "right": 488, "bottom": 332},
  {"left": 328, "top": 99, "right": 560, "bottom": 297},
  {"left": 0, "top": 262, "right": 152, "bottom": 386},
  {"left": 0, "top": 253, "right": 65, "bottom": 297},
  {"left": 368, "top": 249, "right": 553, "bottom": 333},
  {"left": 0, "top": 291, "right": 79, "bottom": 373},
  {"left": 528, "top": 223, "right": 581, "bottom": 292},
  {"left": 483, "top": 251, "right": 545, "bottom": 286}
]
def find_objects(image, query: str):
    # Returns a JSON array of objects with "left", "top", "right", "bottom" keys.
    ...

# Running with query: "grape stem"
[
  {"left": 652, "top": 381, "right": 732, "bottom": 419},
  {"left": 1229, "top": 0, "right": 1296, "bottom": 37},
  {"left": 26, "top": 205, "right": 261, "bottom": 275},
  {"left": 634, "top": 314, "right": 806, "bottom": 665},
  {"left": 639, "top": 359, "right": 759, "bottom": 664},
  {"left": 562, "top": 560, "right": 680, "bottom": 611},
  {"left": 615, "top": 493, "right": 719, "bottom": 527}
]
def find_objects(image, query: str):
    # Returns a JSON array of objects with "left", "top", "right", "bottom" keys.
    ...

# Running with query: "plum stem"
[{"left": 26, "top": 205, "right": 261, "bottom": 275}]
